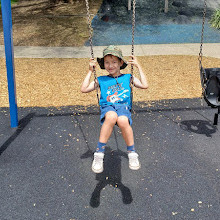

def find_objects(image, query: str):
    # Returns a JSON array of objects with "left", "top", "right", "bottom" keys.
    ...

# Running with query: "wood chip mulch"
[{"left": 1, "top": 55, "right": 220, "bottom": 107}]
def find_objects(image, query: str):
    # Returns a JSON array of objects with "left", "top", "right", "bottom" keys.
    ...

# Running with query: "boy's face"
[{"left": 104, "top": 55, "right": 123, "bottom": 76}]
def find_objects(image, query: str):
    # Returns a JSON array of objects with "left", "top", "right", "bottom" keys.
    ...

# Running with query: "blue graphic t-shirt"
[{"left": 97, "top": 74, "right": 132, "bottom": 107}]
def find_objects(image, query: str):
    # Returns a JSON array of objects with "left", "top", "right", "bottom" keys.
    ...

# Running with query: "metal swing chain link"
[
  {"left": 85, "top": 0, "right": 100, "bottom": 103},
  {"left": 199, "top": 0, "right": 207, "bottom": 64},
  {"left": 131, "top": 0, "right": 136, "bottom": 57},
  {"left": 199, "top": 0, "right": 207, "bottom": 104},
  {"left": 129, "top": 0, "right": 136, "bottom": 112},
  {"left": 85, "top": 0, "right": 94, "bottom": 59},
  {"left": 130, "top": 0, "right": 136, "bottom": 88}
]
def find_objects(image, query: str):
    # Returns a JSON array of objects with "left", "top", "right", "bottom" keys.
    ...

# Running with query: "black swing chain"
[
  {"left": 199, "top": 0, "right": 207, "bottom": 65},
  {"left": 130, "top": 0, "right": 136, "bottom": 88},
  {"left": 199, "top": 0, "right": 207, "bottom": 103},
  {"left": 85, "top": 0, "right": 100, "bottom": 104}
]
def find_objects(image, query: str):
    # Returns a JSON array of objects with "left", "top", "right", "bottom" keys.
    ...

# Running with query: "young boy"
[{"left": 81, "top": 45, "right": 148, "bottom": 173}]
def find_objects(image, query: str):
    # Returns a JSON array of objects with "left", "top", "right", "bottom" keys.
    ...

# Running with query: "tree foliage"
[{"left": 210, "top": 8, "right": 220, "bottom": 29}]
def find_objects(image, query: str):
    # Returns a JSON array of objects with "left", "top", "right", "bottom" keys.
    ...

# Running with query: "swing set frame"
[{"left": 1, "top": 0, "right": 18, "bottom": 128}]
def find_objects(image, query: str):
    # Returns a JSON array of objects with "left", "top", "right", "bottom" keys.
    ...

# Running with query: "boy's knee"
[
  {"left": 105, "top": 111, "right": 118, "bottom": 124},
  {"left": 117, "top": 116, "right": 129, "bottom": 128}
]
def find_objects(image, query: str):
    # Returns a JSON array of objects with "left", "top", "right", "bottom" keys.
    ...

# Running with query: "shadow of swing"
[
  {"left": 0, "top": 113, "right": 35, "bottom": 155},
  {"left": 81, "top": 147, "right": 133, "bottom": 208},
  {"left": 78, "top": 119, "right": 133, "bottom": 208},
  {"left": 90, "top": 147, "right": 132, "bottom": 208},
  {"left": 180, "top": 120, "right": 217, "bottom": 137}
]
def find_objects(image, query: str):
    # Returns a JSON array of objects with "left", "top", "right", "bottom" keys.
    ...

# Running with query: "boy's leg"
[
  {"left": 92, "top": 111, "right": 118, "bottom": 173},
  {"left": 99, "top": 111, "right": 118, "bottom": 144},
  {"left": 117, "top": 116, "right": 141, "bottom": 170},
  {"left": 117, "top": 116, "right": 134, "bottom": 148}
]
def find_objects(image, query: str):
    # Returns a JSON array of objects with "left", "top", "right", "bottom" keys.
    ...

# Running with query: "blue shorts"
[{"left": 100, "top": 105, "right": 132, "bottom": 125}]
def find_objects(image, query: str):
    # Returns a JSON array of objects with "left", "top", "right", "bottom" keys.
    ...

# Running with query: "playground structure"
[{"left": 1, "top": 0, "right": 17, "bottom": 127}]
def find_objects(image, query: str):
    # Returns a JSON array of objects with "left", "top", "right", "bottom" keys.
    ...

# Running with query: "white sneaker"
[
  {"left": 92, "top": 152, "right": 104, "bottom": 173},
  {"left": 128, "top": 152, "right": 141, "bottom": 170}
]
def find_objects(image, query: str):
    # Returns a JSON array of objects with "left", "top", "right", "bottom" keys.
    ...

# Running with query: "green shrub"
[
  {"left": 0, "top": 0, "right": 18, "bottom": 9},
  {"left": 210, "top": 9, "right": 220, "bottom": 29}
]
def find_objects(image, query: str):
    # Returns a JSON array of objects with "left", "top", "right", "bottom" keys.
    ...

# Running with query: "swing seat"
[{"left": 200, "top": 68, "right": 220, "bottom": 107}]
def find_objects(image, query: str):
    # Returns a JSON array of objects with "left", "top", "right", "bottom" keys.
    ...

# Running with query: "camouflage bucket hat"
[{"left": 97, "top": 45, "right": 127, "bottom": 70}]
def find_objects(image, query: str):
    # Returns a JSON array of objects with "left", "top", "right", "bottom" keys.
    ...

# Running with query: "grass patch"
[{"left": 0, "top": 0, "right": 18, "bottom": 9}]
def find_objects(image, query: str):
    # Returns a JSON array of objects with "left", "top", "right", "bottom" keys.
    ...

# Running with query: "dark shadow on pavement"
[
  {"left": 180, "top": 120, "right": 217, "bottom": 137},
  {"left": 78, "top": 119, "right": 133, "bottom": 207},
  {"left": 0, "top": 113, "right": 35, "bottom": 155},
  {"left": 0, "top": 99, "right": 213, "bottom": 157},
  {"left": 74, "top": 116, "right": 93, "bottom": 157},
  {"left": 90, "top": 147, "right": 132, "bottom": 208},
  {"left": 0, "top": 109, "right": 98, "bottom": 157}
]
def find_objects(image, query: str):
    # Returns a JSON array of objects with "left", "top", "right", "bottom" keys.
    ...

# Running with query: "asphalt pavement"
[{"left": 0, "top": 98, "right": 220, "bottom": 219}]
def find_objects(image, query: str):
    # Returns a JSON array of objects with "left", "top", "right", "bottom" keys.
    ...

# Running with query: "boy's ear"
[{"left": 120, "top": 60, "right": 124, "bottom": 67}]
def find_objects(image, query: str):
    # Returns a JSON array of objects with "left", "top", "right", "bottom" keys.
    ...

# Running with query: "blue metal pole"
[{"left": 1, "top": 0, "right": 18, "bottom": 127}]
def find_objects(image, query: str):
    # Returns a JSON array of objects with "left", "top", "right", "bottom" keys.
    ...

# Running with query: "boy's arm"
[
  {"left": 81, "top": 58, "right": 99, "bottom": 93},
  {"left": 128, "top": 56, "right": 148, "bottom": 89}
]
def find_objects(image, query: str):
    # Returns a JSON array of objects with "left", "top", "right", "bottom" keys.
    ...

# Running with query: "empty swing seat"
[{"left": 200, "top": 68, "right": 220, "bottom": 107}]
